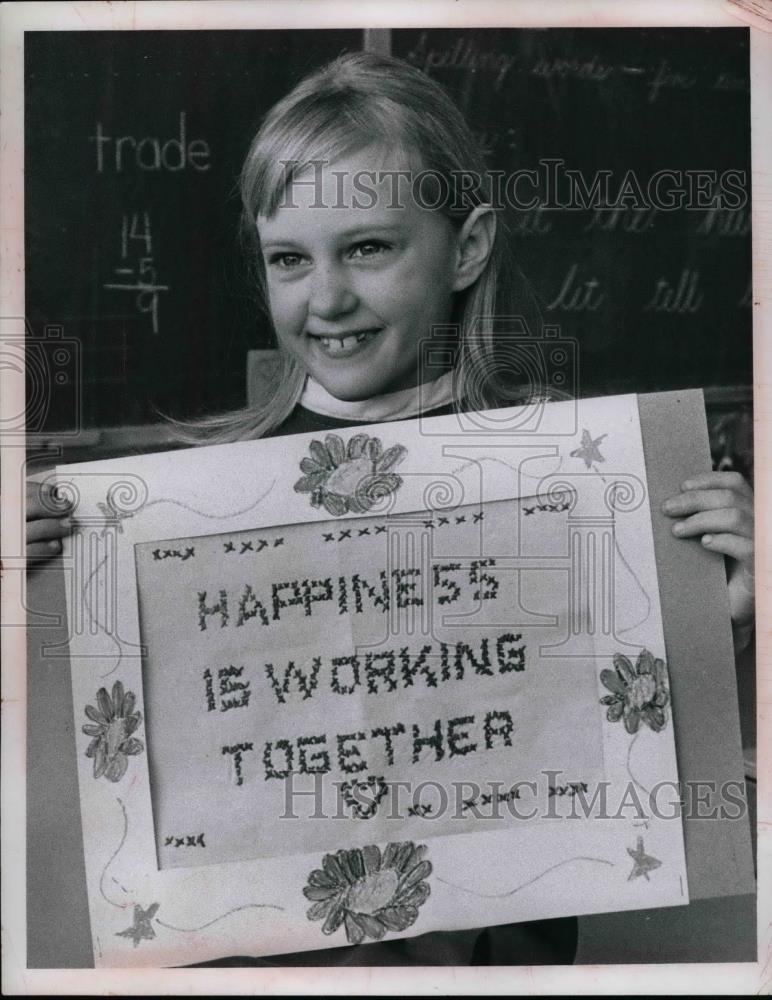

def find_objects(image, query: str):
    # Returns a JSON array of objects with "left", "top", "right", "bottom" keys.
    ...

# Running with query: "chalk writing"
[
  {"left": 648, "top": 59, "right": 697, "bottom": 103},
  {"left": 695, "top": 207, "right": 751, "bottom": 237},
  {"left": 583, "top": 207, "right": 658, "bottom": 234},
  {"left": 531, "top": 54, "right": 613, "bottom": 83},
  {"left": 644, "top": 270, "right": 703, "bottom": 314},
  {"left": 90, "top": 113, "right": 210, "bottom": 172},
  {"left": 511, "top": 206, "right": 553, "bottom": 235},
  {"left": 103, "top": 212, "right": 168, "bottom": 334},
  {"left": 711, "top": 71, "right": 748, "bottom": 92},
  {"left": 404, "top": 31, "right": 517, "bottom": 90},
  {"left": 547, "top": 264, "right": 605, "bottom": 312}
]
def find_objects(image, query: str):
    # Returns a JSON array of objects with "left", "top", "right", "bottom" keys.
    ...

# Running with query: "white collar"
[{"left": 299, "top": 371, "right": 456, "bottom": 422}]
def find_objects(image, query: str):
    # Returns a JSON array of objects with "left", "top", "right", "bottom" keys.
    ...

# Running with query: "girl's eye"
[
  {"left": 268, "top": 252, "right": 304, "bottom": 269},
  {"left": 350, "top": 240, "right": 390, "bottom": 259}
]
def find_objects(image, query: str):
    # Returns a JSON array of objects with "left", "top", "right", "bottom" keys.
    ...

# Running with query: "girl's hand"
[
  {"left": 661, "top": 471, "right": 755, "bottom": 628},
  {"left": 26, "top": 480, "right": 75, "bottom": 565}
]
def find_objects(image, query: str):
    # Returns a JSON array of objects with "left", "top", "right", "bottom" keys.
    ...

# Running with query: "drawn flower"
[
  {"left": 600, "top": 650, "right": 670, "bottom": 734},
  {"left": 82, "top": 680, "right": 144, "bottom": 782},
  {"left": 303, "top": 842, "right": 432, "bottom": 944},
  {"left": 294, "top": 433, "right": 407, "bottom": 516}
]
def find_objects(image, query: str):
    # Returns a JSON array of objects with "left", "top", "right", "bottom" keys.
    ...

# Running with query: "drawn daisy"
[
  {"left": 600, "top": 650, "right": 670, "bottom": 734},
  {"left": 82, "top": 680, "right": 144, "bottom": 782},
  {"left": 294, "top": 433, "right": 407, "bottom": 516},
  {"left": 303, "top": 842, "right": 432, "bottom": 944}
]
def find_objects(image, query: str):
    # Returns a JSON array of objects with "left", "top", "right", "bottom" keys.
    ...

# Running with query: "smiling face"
[{"left": 257, "top": 147, "right": 461, "bottom": 401}]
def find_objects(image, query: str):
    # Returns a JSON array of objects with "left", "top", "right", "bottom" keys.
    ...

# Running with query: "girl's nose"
[{"left": 307, "top": 264, "right": 358, "bottom": 320}]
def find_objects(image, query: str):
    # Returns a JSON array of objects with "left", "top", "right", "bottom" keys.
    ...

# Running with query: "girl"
[{"left": 27, "top": 51, "right": 755, "bottom": 964}]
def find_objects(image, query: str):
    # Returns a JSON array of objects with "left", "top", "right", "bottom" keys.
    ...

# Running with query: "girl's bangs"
[{"left": 253, "top": 102, "right": 421, "bottom": 218}]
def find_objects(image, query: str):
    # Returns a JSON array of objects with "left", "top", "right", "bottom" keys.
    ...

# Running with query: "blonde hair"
[{"left": 175, "top": 50, "right": 540, "bottom": 444}]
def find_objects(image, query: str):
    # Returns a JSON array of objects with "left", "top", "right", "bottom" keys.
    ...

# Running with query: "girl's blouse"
[{"left": 197, "top": 386, "right": 578, "bottom": 967}]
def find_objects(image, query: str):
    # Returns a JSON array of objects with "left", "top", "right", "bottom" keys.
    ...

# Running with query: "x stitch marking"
[
  {"left": 438, "top": 516, "right": 450, "bottom": 526},
  {"left": 274, "top": 538, "right": 284, "bottom": 547},
  {"left": 358, "top": 527, "right": 370, "bottom": 536},
  {"left": 240, "top": 542, "right": 253, "bottom": 553},
  {"left": 224, "top": 541, "right": 235, "bottom": 552},
  {"left": 339, "top": 529, "right": 352, "bottom": 541},
  {"left": 473, "top": 512, "right": 484, "bottom": 523},
  {"left": 323, "top": 533, "right": 335, "bottom": 542},
  {"left": 455, "top": 515, "right": 466, "bottom": 524},
  {"left": 256, "top": 539, "right": 268, "bottom": 552},
  {"left": 374, "top": 525, "right": 387, "bottom": 534}
]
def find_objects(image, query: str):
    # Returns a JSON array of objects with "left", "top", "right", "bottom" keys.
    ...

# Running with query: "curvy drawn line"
[
  {"left": 143, "top": 478, "right": 277, "bottom": 521},
  {"left": 627, "top": 731, "right": 652, "bottom": 798},
  {"left": 437, "top": 856, "right": 614, "bottom": 899},
  {"left": 156, "top": 902, "right": 284, "bottom": 932},
  {"left": 99, "top": 797, "right": 129, "bottom": 909},
  {"left": 447, "top": 454, "right": 563, "bottom": 484},
  {"left": 80, "top": 551, "right": 127, "bottom": 680},
  {"left": 613, "top": 535, "right": 653, "bottom": 636}
]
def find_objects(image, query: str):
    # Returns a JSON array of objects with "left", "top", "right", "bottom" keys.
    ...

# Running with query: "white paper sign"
[{"left": 59, "top": 395, "right": 688, "bottom": 967}]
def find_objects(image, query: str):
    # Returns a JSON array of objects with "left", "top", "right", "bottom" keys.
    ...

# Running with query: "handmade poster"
[{"left": 58, "top": 395, "right": 689, "bottom": 967}]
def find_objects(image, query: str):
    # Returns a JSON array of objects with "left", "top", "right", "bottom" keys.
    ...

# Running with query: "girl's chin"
[
  {"left": 312, "top": 373, "right": 397, "bottom": 402},
  {"left": 309, "top": 363, "right": 417, "bottom": 401}
]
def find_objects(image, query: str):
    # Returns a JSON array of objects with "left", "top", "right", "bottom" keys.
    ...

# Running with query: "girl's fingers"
[
  {"left": 662, "top": 488, "right": 748, "bottom": 517},
  {"left": 701, "top": 532, "right": 754, "bottom": 568},
  {"left": 26, "top": 539, "right": 63, "bottom": 563},
  {"left": 680, "top": 471, "right": 753, "bottom": 496},
  {"left": 26, "top": 517, "right": 74, "bottom": 544},
  {"left": 26, "top": 481, "right": 73, "bottom": 520},
  {"left": 671, "top": 506, "right": 753, "bottom": 540}
]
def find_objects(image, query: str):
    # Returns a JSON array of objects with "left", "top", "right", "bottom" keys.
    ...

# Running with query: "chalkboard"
[
  {"left": 392, "top": 27, "right": 752, "bottom": 399},
  {"left": 25, "top": 30, "right": 362, "bottom": 432},
  {"left": 25, "top": 27, "right": 751, "bottom": 435}
]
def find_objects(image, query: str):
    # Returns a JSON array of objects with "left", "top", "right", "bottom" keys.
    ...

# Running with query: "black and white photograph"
[{"left": 2, "top": 0, "right": 769, "bottom": 993}]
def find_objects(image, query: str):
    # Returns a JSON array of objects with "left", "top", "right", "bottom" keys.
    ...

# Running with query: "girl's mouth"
[{"left": 309, "top": 328, "right": 382, "bottom": 359}]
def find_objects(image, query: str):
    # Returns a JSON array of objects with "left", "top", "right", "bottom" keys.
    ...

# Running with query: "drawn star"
[
  {"left": 626, "top": 837, "right": 662, "bottom": 881},
  {"left": 116, "top": 903, "right": 160, "bottom": 947},
  {"left": 571, "top": 429, "right": 607, "bottom": 469}
]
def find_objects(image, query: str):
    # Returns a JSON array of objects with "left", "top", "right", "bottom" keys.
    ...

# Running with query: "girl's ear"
[{"left": 452, "top": 205, "right": 497, "bottom": 292}]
